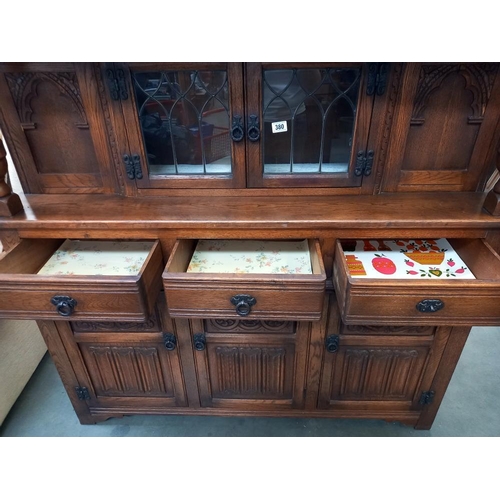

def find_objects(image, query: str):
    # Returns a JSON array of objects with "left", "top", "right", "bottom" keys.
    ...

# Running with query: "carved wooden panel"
[
  {"left": 403, "top": 64, "right": 498, "bottom": 174},
  {"left": 207, "top": 345, "right": 294, "bottom": 399},
  {"left": 80, "top": 344, "right": 175, "bottom": 398},
  {"left": 204, "top": 319, "right": 295, "bottom": 334},
  {"left": 411, "top": 64, "right": 497, "bottom": 125},
  {"left": 381, "top": 63, "right": 500, "bottom": 192},
  {"left": 342, "top": 324, "right": 435, "bottom": 336},
  {"left": 332, "top": 347, "right": 427, "bottom": 400},
  {"left": 71, "top": 311, "right": 160, "bottom": 333},
  {"left": 5, "top": 72, "right": 100, "bottom": 177}
]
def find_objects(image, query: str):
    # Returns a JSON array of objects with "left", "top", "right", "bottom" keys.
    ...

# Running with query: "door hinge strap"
[
  {"left": 419, "top": 390, "right": 435, "bottom": 405},
  {"left": 75, "top": 387, "right": 91, "bottom": 400},
  {"left": 367, "top": 63, "right": 389, "bottom": 96},
  {"left": 106, "top": 67, "right": 128, "bottom": 101},
  {"left": 354, "top": 150, "right": 374, "bottom": 177}
]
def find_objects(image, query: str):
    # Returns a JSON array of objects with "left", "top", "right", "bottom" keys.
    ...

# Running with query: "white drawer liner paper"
[
  {"left": 187, "top": 239, "right": 312, "bottom": 274},
  {"left": 343, "top": 238, "right": 475, "bottom": 279},
  {"left": 37, "top": 240, "right": 154, "bottom": 276}
]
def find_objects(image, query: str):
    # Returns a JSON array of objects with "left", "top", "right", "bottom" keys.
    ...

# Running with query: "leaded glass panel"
[
  {"left": 263, "top": 68, "right": 360, "bottom": 174},
  {"left": 133, "top": 70, "right": 231, "bottom": 176}
]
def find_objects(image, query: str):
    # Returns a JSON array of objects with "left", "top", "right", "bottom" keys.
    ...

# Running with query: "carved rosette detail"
[
  {"left": 207, "top": 319, "right": 293, "bottom": 333},
  {"left": 5, "top": 72, "right": 88, "bottom": 126},
  {"left": 412, "top": 64, "right": 498, "bottom": 123}
]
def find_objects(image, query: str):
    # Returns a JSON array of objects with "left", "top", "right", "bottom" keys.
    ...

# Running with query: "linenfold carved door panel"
[
  {"left": 54, "top": 305, "right": 187, "bottom": 413},
  {"left": 0, "top": 63, "right": 121, "bottom": 194},
  {"left": 381, "top": 63, "right": 500, "bottom": 192},
  {"left": 190, "top": 318, "right": 311, "bottom": 410}
]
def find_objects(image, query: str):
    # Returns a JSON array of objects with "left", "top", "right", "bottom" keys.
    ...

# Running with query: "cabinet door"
[
  {"left": 0, "top": 63, "right": 120, "bottom": 194},
  {"left": 318, "top": 327, "right": 450, "bottom": 413},
  {"left": 61, "top": 307, "right": 187, "bottom": 414},
  {"left": 190, "top": 319, "right": 310, "bottom": 410},
  {"left": 381, "top": 63, "right": 500, "bottom": 192},
  {"left": 246, "top": 63, "right": 377, "bottom": 188},
  {"left": 117, "top": 63, "right": 245, "bottom": 190}
]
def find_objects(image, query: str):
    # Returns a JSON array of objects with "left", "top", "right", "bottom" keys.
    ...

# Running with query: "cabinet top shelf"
[{"left": 1, "top": 192, "right": 499, "bottom": 232}]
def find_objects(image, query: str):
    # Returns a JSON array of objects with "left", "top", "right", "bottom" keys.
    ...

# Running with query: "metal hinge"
[
  {"left": 75, "top": 387, "right": 91, "bottom": 401},
  {"left": 419, "top": 390, "right": 435, "bottom": 405},
  {"left": 123, "top": 154, "right": 143, "bottom": 180},
  {"left": 355, "top": 150, "right": 374, "bottom": 177},
  {"left": 367, "top": 63, "right": 389, "bottom": 96},
  {"left": 106, "top": 67, "right": 128, "bottom": 101}
]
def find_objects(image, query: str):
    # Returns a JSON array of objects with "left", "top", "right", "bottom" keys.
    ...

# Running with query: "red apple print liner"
[{"left": 371, "top": 254, "right": 397, "bottom": 275}]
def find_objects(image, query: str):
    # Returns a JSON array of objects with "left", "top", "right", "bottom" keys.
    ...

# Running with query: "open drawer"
[
  {"left": 0, "top": 239, "right": 163, "bottom": 321},
  {"left": 163, "top": 239, "right": 326, "bottom": 321},
  {"left": 333, "top": 238, "right": 500, "bottom": 326}
]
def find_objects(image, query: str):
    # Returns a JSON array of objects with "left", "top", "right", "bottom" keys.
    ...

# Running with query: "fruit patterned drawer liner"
[
  {"left": 343, "top": 239, "right": 475, "bottom": 279},
  {"left": 187, "top": 240, "right": 312, "bottom": 274},
  {"left": 37, "top": 240, "right": 155, "bottom": 276}
]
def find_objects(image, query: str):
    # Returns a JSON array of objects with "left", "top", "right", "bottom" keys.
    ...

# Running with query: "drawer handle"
[
  {"left": 193, "top": 333, "right": 206, "bottom": 351},
  {"left": 230, "top": 294, "right": 257, "bottom": 316},
  {"left": 51, "top": 295, "right": 77, "bottom": 317},
  {"left": 416, "top": 299, "right": 444, "bottom": 313},
  {"left": 325, "top": 334, "right": 340, "bottom": 353}
]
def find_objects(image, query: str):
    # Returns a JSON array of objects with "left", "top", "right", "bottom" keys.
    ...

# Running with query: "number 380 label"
[{"left": 272, "top": 121, "right": 288, "bottom": 134}]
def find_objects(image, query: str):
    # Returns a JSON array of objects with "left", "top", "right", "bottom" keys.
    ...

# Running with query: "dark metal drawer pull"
[
  {"left": 416, "top": 299, "right": 444, "bottom": 313},
  {"left": 51, "top": 295, "right": 77, "bottom": 317},
  {"left": 230, "top": 294, "right": 256, "bottom": 316}
]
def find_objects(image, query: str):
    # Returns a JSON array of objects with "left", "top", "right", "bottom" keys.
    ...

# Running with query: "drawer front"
[
  {"left": 163, "top": 239, "right": 326, "bottom": 321},
  {"left": 165, "top": 286, "right": 324, "bottom": 321},
  {"left": 333, "top": 238, "right": 500, "bottom": 326},
  {"left": 0, "top": 239, "right": 163, "bottom": 321},
  {"left": 342, "top": 290, "right": 500, "bottom": 326}
]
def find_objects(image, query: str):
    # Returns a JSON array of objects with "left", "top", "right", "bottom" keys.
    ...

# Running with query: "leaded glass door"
[
  {"left": 118, "top": 63, "right": 245, "bottom": 189},
  {"left": 246, "top": 63, "right": 376, "bottom": 188}
]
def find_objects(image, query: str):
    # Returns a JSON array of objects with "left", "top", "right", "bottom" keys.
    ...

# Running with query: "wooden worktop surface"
[{"left": 0, "top": 192, "right": 499, "bottom": 231}]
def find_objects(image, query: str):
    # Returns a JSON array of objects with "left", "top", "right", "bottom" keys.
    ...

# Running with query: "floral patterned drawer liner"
[
  {"left": 37, "top": 240, "right": 155, "bottom": 276},
  {"left": 187, "top": 240, "right": 313, "bottom": 274},
  {"left": 343, "top": 238, "right": 475, "bottom": 280}
]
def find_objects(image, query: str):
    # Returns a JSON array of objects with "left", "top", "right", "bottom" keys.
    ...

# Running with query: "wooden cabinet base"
[
  {"left": 81, "top": 407, "right": 421, "bottom": 427},
  {"left": 36, "top": 297, "right": 472, "bottom": 430}
]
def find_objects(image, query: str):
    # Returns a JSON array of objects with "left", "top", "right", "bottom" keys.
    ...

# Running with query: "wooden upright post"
[
  {"left": 483, "top": 148, "right": 500, "bottom": 215},
  {"left": 0, "top": 136, "right": 23, "bottom": 217}
]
